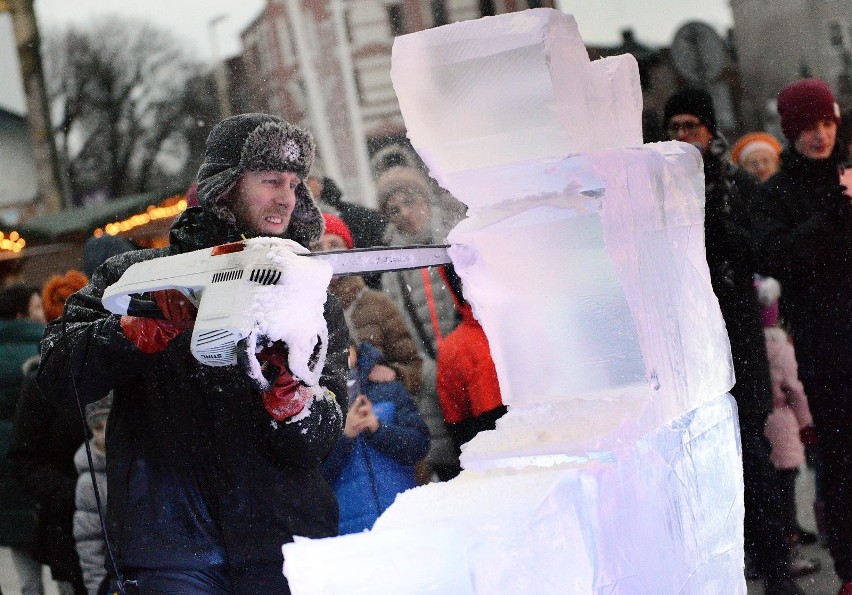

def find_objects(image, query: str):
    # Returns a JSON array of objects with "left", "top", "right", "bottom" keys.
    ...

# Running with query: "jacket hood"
[{"left": 356, "top": 341, "right": 385, "bottom": 390}]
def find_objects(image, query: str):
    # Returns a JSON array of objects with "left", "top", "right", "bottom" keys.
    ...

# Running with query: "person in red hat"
[
  {"left": 314, "top": 212, "right": 423, "bottom": 395},
  {"left": 753, "top": 78, "right": 852, "bottom": 595}
]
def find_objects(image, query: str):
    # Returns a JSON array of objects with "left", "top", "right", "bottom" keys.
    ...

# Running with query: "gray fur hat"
[
  {"left": 375, "top": 166, "right": 434, "bottom": 213},
  {"left": 85, "top": 392, "right": 113, "bottom": 429},
  {"left": 195, "top": 113, "right": 324, "bottom": 246}
]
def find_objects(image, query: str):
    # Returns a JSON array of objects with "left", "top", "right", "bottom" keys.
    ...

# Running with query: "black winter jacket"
[
  {"left": 752, "top": 147, "right": 852, "bottom": 382},
  {"left": 8, "top": 358, "right": 86, "bottom": 586},
  {"left": 37, "top": 207, "right": 348, "bottom": 594},
  {"left": 703, "top": 139, "right": 773, "bottom": 425}
]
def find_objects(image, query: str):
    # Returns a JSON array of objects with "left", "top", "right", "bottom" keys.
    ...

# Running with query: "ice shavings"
[{"left": 242, "top": 238, "right": 332, "bottom": 388}]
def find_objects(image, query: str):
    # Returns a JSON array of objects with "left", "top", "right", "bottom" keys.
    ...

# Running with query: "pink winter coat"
[{"left": 762, "top": 327, "right": 813, "bottom": 470}]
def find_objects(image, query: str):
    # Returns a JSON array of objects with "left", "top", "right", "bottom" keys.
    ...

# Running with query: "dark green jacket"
[{"left": 0, "top": 318, "right": 44, "bottom": 548}]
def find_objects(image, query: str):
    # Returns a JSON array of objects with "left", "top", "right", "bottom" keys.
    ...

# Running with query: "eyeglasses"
[
  {"left": 667, "top": 120, "right": 704, "bottom": 135},
  {"left": 384, "top": 194, "right": 424, "bottom": 218}
]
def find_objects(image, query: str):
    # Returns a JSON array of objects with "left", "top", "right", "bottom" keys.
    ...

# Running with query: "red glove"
[
  {"left": 799, "top": 425, "right": 819, "bottom": 447},
  {"left": 151, "top": 289, "right": 197, "bottom": 321},
  {"left": 120, "top": 316, "right": 190, "bottom": 355},
  {"left": 257, "top": 346, "right": 311, "bottom": 421}
]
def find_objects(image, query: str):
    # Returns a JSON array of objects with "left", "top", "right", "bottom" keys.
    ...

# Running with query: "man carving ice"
[{"left": 37, "top": 113, "right": 348, "bottom": 594}]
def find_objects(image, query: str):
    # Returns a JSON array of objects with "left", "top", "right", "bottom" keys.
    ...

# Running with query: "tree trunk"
[{"left": 7, "top": 0, "right": 67, "bottom": 212}]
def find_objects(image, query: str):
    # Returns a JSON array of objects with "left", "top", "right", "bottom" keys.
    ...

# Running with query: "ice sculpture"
[{"left": 283, "top": 8, "right": 745, "bottom": 593}]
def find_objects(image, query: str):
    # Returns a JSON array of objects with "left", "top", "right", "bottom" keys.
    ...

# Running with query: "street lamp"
[{"left": 209, "top": 14, "right": 231, "bottom": 119}]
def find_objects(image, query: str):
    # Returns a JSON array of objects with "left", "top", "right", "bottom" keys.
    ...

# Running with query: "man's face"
[
  {"left": 794, "top": 120, "right": 837, "bottom": 161},
  {"left": 232, "top": 170, "right": 300, "bottom": 236},
  {"left": 667, "top": 115, "right": 714, "bottom": 152},
  {"left": 742, "top": 148, "right": 780, "bottom": 182},
  {"left": 384, "top": 190, "right": 430, "bottom": 236}
]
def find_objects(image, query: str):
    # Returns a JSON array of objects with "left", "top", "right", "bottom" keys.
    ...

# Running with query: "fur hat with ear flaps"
[{"left": 195, "top": 113, "right": 324, "bottom": 247}]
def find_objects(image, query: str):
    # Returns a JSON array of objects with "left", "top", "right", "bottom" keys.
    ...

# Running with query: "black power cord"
[{"left": 57, "top": 293, "right": 134, "bottom": 595}]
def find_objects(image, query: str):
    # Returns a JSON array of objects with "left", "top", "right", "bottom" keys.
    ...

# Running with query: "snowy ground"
[
  {"left": 746, "top": 464, "right": 841, "bottom": 595},
  {"left": 0, "top": 465, "right": 840, "bottom": 594},
  {"left": 0, "top": 553, "right": 60, "bottom": 595}
]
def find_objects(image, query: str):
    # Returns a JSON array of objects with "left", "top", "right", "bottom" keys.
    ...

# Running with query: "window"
[
  {"left": 480, "top": 0, "right": 495, "bottom": 17},
  {"left": 431, "top": 0, "right": 448, "bottom": 27},
  {"left": 343, "top": 8, "right": 354, "bottom": 44},
  {"left": 527, "top": 0, "right": 542, "bottom": 7},
  {"left": 387, "top": 3, "right": 405, "bottom": 37}
]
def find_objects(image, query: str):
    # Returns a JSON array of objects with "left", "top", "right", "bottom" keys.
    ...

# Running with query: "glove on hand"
[
  {"left": 257, "top": 344, "right": 311, "bottom": 421},
  {"left": 799, "top": 425, "right": 819, "bottom": 447},
  {"left": 151, "top": 289, "right": 197, "bottom": 321},
  {"left": 120, "top": 316, "right": 189, "bottom": 355}
]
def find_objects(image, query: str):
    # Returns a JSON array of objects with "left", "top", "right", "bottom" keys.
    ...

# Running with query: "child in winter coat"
[
  {"left": 321, "top": 342, "right": 430, "bottom": 535},
  {"left": 73, "top": 394, "right": 112, "bottom": 595},
  {"left": 757, "top": 277, "right": 820, "bottom": 577}
]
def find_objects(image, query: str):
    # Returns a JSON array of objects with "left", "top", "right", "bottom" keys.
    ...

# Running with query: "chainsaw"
[{"left": 102, "top": 237, "right": 451, "bottom": 372}]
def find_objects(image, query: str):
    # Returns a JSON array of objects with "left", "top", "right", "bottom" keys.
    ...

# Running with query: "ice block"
[
  {"left": 283, "top": 8, "right": 744, "bottom": 593},
  {"left": 390, "top": 9, "right": 643, "bottom": 183}
]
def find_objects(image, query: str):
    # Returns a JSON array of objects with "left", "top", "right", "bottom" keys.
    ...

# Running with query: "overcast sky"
[{"left": 1, "top": 1, "right": 734, "bottom": 114}]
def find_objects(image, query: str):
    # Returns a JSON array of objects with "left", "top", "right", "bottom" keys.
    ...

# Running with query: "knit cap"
[
  {"left": 321, "top": 213, "right": 353, "bottom": 249},
  {"left": 756, "top": 276, "right": 781, "bottom": 328},
  {"left": 731, "top": 132, "right": 782, "bottom": 166},
  {"left": 42, "top": 270, "right": 89, "bottom": 322},
  {"left": 375, "top": 166, "right": 433, "bottom": 213},
  {"left": 777, "top": 79, "right": 841, "bottom": 142},
  {"left": 82, "top": 235, "right": 135, "bottom": 278},
  {"left": 664, "top": 87, "right": 717, "bottom": 132},
  {"left": 195, "top": 113, "right": 324, "bottom": 246},
  {"left": 85, "top": 393, "right": 112, "bottom": 430}
]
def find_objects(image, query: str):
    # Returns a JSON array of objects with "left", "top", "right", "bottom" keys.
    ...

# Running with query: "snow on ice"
[{"left": 283, "top": 8, "right": 744, "bottom": 594}]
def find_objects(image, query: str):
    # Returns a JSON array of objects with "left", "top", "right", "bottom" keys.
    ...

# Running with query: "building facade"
[
  {"left": 0, "top": 107, "right": 38, "bottom": 227},
  {"left": 731, "top": 0, "right": 852, "bottom": 132},
  {"left": 240, "top": 0, "right": 554, "bottom": 205}
]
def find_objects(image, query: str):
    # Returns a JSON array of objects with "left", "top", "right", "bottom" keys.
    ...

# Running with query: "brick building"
[
  {"left": 240, "top": 0, "right": 554, "bottom": 205},
  {"left": 731, "top": 0, "right": 852, "bottom": 132}
]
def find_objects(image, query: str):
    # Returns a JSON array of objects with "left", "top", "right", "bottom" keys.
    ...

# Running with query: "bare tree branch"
[{"left": 43, "top": 16, "right": 221, "bottom": 202}]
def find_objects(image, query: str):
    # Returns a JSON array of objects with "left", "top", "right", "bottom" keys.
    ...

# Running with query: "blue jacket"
[{"left": 321, "top": 342, "right": 429, "bottom": 534}]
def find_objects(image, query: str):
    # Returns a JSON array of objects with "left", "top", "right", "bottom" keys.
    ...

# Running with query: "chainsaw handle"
[{"left": 126, "top": 297, "right": 166, "bottom": 319}]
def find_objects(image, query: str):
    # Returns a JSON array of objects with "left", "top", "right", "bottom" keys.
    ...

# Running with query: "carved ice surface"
[
  {"left": 284, "top": 8, "right": 744, "bottom": 593},
  {"left": 390, "top": 9, "right": 642, "bottom": 186}
]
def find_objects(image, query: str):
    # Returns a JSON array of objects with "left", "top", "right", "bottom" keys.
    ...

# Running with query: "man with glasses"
[{"left": 664, "top": 88, "right": 803, "bottom": 594}]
